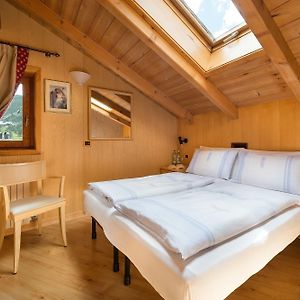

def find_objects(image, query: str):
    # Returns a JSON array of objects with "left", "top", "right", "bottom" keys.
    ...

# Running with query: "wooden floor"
[{"left": 0, "top": 217, "right": 299, "bottom": 300}]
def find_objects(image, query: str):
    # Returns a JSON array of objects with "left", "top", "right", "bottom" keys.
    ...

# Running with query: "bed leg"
[
  {"left": 124, "top": 256, "right": 131, "bottom": 286},
  {"left": 91, "top": 217, "right": 97, "bottom": 240},
  {"left": 113, "top": 246, "right": 119, "bottom": 272}
]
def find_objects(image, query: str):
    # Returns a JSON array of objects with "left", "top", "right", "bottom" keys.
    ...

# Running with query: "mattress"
[{"left": 83, "top": 189, "right": 300, "bottom": 300}]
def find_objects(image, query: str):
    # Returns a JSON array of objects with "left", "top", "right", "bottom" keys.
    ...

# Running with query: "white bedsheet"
[
  {"left": 88, "top": 172, "right": 213, "bottom": 207},
  {"left": 83, "top": 187, "right": 300, "bottom": 300},
  {"left": 115, "top": 181, "right": 300, "bottom": 259}
]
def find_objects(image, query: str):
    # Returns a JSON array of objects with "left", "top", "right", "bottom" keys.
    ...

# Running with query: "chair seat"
[{"left": 10, "top": 195, "right": 64, "bottom": 216}]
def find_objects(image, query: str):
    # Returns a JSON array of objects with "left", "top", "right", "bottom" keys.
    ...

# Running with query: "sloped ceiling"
[{"left": 7, "top": 0, "right": 299, "bottom": 118}]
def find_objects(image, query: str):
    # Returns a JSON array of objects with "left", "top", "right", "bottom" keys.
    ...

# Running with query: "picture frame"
[{"left": 44, "top": 79, "right": 71, "bottom": 113}]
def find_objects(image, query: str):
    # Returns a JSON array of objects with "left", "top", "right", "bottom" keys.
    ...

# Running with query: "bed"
[{"left": 83, "top": 147, "right": 300, "bottom": 299}]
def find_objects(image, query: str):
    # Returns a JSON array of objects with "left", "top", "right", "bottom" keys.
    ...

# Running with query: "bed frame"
[
  {"left": 91, "top": 217, "right": 131, "bottom": 285},
  {"left": 84, "top": 190, "right": 300, "bottom": 300}
]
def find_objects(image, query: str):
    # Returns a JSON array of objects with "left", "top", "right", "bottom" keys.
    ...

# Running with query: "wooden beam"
[
  {"left": 100, "top": 0, "right": 238, "bottom": 118},
  {"left": 233, "top": 0, "right": 300, "bottom": 101},
  {"left": 8, "top": 0, "right": 190, "bottom": 119}
]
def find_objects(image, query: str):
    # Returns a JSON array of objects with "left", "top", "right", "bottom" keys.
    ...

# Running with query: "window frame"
[
  {"left": 0, "top": 75, "right": 34, "bottom": 149},
  {"left": 0, "top": 66, "right": 41, "bottom": 155},
  {"left": 170, "top": 0, "right": 249, "bottom": 49}
]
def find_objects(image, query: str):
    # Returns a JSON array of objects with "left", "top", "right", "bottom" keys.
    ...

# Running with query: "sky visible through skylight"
[{"left": 182, "top": 0, "right": 245, "bottom": 40}]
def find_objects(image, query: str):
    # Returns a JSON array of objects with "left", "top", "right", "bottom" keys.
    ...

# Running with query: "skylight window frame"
[{"left": 171, "top": 0, "right": 248, "bottom": 49}]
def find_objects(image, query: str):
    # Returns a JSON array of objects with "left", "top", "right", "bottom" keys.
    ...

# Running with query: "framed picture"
[{"left": 44, "top": 79, "right": 71, "bottom": 113}]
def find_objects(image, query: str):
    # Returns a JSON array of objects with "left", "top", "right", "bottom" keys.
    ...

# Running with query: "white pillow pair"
[{"left": 187, "top": 147, "right": 300, "bottom": 195}]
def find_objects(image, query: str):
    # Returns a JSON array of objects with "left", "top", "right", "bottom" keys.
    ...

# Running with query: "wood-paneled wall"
[
  {"left": 179, "top": 98, "right": 300, "bottom": 162},
  {"left": 0, "top": 1, "right": 177, "bottom": 227}
]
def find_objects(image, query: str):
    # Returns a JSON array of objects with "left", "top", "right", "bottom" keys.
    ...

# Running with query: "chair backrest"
[
  {"left": 0, "top": 161, "right": 46, "bottom": 223},
  {"left": 0, "top": 161, "right": 46, "bottom": 186}
]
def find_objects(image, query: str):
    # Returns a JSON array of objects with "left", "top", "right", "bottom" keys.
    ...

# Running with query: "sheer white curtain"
[{"left": 0, "top": 44, "right": 17, "bottom": 118}]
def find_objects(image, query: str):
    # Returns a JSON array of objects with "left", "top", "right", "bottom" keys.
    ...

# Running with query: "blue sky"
[{"left": 183, "top": 0, "right": 245, "bottom": 39}]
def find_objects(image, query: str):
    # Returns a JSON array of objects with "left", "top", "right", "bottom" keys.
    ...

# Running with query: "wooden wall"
[
  {"left": 179, "top": 98, "right": 300, "bottom": 163},
  {"left": 0, "top": 1, "right": 177, "bottom": 225}
]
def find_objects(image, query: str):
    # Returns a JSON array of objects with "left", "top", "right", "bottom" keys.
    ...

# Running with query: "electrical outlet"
[
  {"left": 84, "top": 140, "right": 91, "bottom": 146},
  {"left": 185, "top": 154, "right": 189, "bottom": 159}
]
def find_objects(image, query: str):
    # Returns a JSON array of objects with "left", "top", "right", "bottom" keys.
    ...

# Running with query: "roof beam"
[
  {"left": 8, "top": 0, "right": 190, "bottom": 119},
  {"left": 100, "top": 0, "right": 238, "bottom": 119},
  {"left": 233, "top": 0, "right": 300, "bottom": 101}
]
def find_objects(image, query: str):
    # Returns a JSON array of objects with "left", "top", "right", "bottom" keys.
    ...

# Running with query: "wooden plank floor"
[{"left": 0, "top": 217, "right": 299, "bottom": 300}]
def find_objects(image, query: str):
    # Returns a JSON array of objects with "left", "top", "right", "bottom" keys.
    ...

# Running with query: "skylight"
[{"left": 180, "top": 0, "right": 246, "bottom": 41}]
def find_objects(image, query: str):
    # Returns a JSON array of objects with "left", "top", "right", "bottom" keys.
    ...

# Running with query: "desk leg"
[
  {"left": 91, "top": 217, "right": 97, "bottom": 240},
  {"left": 124, "top": 256, "right": 131, "bottom": 286},
  {"left": 113, "top": 246, "right": 119, "bottom": 272}
]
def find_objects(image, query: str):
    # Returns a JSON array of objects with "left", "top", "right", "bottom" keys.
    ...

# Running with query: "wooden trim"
[
  {"left": 100, "top": 0, "right": 238, "bottom": 118},
  {"left": 232, "top": 0, "right": 300, "bottom": 101},
  {"left": 8, "top": 0, "right": 190, "bottom": 119},
  {"left": 23, "top": 75, "right": 33, "bottom": 147},
  {"left": 0, "top": 149, "right": 41, "bottom": 156}
]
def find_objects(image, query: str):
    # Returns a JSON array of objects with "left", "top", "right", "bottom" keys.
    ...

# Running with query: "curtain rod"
[{"left": 0, "top": 40, "right": 60, "bottom": 57}]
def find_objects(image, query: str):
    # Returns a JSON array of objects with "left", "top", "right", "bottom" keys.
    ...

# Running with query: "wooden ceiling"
[
  {"left": 265, "top": 0, "right": 300, "bottom": 67},
  {"left": 8, "top": 0, "right": 300, "bottom": 117}
]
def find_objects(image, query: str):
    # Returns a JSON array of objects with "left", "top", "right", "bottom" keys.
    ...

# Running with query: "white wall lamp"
[{"left": 69, "top": 70, "right": 91, "bottom": 86}]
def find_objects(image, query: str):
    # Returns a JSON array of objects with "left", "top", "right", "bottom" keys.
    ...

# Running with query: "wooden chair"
[{"left": 0, "top": 161, "right": 67, "bottom": 274}]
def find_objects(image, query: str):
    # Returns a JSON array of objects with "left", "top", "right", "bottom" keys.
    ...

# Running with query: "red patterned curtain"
[
  {"left": 15, "top": 47, "right": 29, "bottom": 92},
  {"left": 0, "top": 46, "right": 29, "bottom": 118}
]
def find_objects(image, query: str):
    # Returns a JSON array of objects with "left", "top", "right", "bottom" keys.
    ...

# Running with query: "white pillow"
[
  {"left": 186, "top": 147, "right": 239, "bottom": 179},
  {"left": 232, "top": 150, "right": 300, "bottom": 194}
]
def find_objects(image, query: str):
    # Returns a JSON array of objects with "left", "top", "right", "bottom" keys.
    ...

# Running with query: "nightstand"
[{"left": 160, "top": 166, "right": 187, "bottom": 174}]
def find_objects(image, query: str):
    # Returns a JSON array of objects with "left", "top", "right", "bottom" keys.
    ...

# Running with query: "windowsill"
[{"left": 0, "top": 149, "right": 41, "bottom": 156}]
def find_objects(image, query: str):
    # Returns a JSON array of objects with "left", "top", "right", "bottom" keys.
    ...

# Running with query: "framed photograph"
[{"left": 44, "top": 79, "right": 71, "bottom": 113}]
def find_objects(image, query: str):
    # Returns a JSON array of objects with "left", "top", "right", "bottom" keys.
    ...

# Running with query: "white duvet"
[
  {"left": 114, "top": 180, "right": 300, "bottom": 260},
  {"left": 88, "top": 172, "right": 214, "bottom": 207}
]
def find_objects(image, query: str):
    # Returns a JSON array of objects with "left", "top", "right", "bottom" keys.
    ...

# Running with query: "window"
[
  {"left": 0, "top": 74, "right": 35, "bottom": 149},
  {"left": 179, "top": 0, "right": 246, "bottom": 44}
]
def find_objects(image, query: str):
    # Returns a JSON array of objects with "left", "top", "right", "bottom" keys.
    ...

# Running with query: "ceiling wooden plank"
[
  {"left": 8, "top": 0, "right": 190, "bottom": 119},
  {"left": 100, "top": 0, "right": 238, "bottom": 118},
  {"left": 233, "top": 0, "right": 300, "bottom": 102},
  {"left": 110, "top": 30, "right": 139, "bottom": 59}
]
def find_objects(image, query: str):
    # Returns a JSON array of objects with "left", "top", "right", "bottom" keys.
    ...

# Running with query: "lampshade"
[{"left": 69, "top": 70, "right": 91, "bottom": 86}]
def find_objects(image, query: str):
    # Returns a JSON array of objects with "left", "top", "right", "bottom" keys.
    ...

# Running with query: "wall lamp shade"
[{"left": 69, "top": 70, "right": 91, "bottom": 86}]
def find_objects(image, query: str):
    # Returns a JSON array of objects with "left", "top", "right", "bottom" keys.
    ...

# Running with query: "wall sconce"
[
  {"left": 178, "top": 136, "right": 188, "bottom": 145},
  {"left": 69, "top": 70, "right": 91, "bottom": 86}
]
